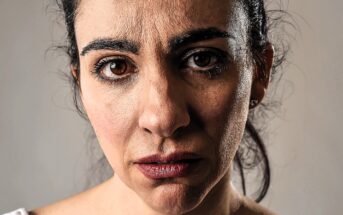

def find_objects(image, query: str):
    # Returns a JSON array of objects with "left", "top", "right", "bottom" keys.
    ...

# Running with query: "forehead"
[{"left": 75, "top": 0, "right": 247, "bottom": 50}]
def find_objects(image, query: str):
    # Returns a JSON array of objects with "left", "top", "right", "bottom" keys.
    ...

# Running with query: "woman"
[{"left": 5, "top": 0, "right": 281, "bottom": 214}]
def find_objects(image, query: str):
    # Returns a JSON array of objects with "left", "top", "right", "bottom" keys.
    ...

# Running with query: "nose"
[{"left": 138, "top": 72, "right": 190, "bottom": 138}]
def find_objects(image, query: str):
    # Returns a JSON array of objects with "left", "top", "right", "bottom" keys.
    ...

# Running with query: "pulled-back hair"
[{"left": 56, "top": 0, "right": 289, "bottom": 203}]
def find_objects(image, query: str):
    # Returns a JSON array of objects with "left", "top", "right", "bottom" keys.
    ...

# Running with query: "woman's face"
[{"left": 75, "top": 0, "right": 255, "bottom": 213}]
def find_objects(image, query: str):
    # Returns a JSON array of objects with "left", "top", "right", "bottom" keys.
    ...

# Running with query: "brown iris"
[
  {"left": 193, "top": 52, "right": 213, "bottom": 67},
  {"left": 109, "top": 60, "right": 127, "bottom": 75}
]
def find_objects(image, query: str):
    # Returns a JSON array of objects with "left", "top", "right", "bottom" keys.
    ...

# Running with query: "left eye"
[{"left": 183, "top": 51, "right": 220, "bottom": 70}]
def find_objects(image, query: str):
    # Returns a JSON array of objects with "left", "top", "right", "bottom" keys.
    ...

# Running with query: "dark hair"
[{"left": 56, "top": 0, "right": 288, "bottom": 203}]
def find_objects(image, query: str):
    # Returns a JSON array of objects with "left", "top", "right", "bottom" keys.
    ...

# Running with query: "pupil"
[
  {"left": 194, "top": 53, "right": 211, "bottom": 67},
  {"left": 110, "top": 60, "right": 126, "bottom": 75}
]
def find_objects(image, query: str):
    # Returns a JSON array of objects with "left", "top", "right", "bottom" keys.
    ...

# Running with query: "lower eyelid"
[{"left": 93, "top": 71, "right": 135, "bottom": 86}]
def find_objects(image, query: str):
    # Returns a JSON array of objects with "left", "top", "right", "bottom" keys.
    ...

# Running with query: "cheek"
[
  {"left": 193, "top": 69, "right": 252, "bottom": 171},
  {"left": 197, "top": 81, "right": 250, "bottom": 140},
  {"left": 80, "top": 74, "right": 137, "bottom": 169}
]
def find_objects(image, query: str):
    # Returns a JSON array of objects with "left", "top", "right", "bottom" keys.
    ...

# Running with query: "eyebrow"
[
  {"left": 168, "top": 27, "right": 235, "bottom": 51},
  {"left": 80, "top": 39, "right": 139, "bottom": 56},
  {"left": 80, "top": 27, "right": 234, "bottom": 56}
]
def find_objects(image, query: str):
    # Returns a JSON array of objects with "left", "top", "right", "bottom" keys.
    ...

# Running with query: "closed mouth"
[{"left": 135, "top": 152, "right": 202, "bottom": 179}]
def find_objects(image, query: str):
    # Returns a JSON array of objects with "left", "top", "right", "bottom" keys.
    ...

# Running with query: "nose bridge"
[
  {"left": 139, "top": 65, "right": 190, "bottom": 138},
  {"left": 150, "top": 70, "right": 173, "bottom": 106}
]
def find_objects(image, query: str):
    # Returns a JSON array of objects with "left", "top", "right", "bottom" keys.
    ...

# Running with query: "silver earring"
[{"left": 249, "top": 99, "right": 259, "bottom": 108}]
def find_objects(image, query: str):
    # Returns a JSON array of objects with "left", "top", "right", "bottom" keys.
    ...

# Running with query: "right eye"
[{"left": 94, "top": 57, "right": 136, "bottom": 83}]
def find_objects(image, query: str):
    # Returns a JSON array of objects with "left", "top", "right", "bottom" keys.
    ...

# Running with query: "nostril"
[
  {"left": 172, "top": 126, "right": 186, "bottom": 139},
  {"left": 143, "top": 128, "right": 152, "bottom": 134},
  {"left": 138, "top": 84, "right": 190, "bottom": 138}
]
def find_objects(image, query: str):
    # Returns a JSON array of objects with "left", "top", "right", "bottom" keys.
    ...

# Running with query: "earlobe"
[{"left": 249, "top": 42, "right": 274, "bottom": 109}]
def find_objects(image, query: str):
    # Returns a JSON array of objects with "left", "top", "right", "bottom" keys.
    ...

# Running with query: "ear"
[
  {"left": 70, "top": 65, "right": 78, "bottom": 80},
  {"left": 70, "top": 64, "right": 83, "bottom": 95},
  {"left": 249, "top": 42, "right": 274, "bottom": 109}
]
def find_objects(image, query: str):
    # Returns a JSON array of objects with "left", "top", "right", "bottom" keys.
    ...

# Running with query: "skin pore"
[{"left": 32, "top": 0, "right": 274, "bottom": 214}]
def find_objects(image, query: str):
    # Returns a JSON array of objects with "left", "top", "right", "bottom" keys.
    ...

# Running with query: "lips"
[{"left": 135, "top": 152, "right": 202, "bottom": 180}]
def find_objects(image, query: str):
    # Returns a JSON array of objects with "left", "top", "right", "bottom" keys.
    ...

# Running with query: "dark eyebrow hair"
[
  {"left": 80, "top": 38, "right": 139, "bottom": 56},
  {"left": 80, "top": 28, "right": 233, "bottom": 56},
  {"left": 169, "top": 27, "right": 235, "bottom": 51}
]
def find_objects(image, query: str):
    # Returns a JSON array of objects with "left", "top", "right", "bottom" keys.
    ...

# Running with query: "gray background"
[{"left": 1, "top": 0, "right": 342, "bottom": 214}]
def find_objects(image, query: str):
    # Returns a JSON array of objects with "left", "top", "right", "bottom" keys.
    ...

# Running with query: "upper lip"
[{"left": 135, "top": 152, "right": 201, "bottom": 164}]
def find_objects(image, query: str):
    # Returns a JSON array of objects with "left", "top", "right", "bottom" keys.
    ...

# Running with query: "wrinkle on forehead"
[
  {"left": 138, "top": 0, "right": 234, "bottom": 44},
  {"left": 76, "top": 0, "right": 248, "bottom": 52},
  {"left": 76, "top": 0, "right": 144, "bottom": 41}
]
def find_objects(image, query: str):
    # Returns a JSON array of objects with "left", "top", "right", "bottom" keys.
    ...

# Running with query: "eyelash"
[
  {"left": 92, "top": 56, "right": 136, "bottom": 85},
  {"left": 180, "top": 48, "right": 228, "bottom": 79},
  {"left": 92, "top": 48, "right": 229, "bottom": 84}
]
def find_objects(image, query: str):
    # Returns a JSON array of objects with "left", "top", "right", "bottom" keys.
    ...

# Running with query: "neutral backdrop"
[{"left": 1, "top": 0, "right": 342, "bottom": 214}]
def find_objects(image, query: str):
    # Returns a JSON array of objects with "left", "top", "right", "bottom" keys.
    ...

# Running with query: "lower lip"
[{"left": 137, "top": 161, "right": 200, "bottom": 180}]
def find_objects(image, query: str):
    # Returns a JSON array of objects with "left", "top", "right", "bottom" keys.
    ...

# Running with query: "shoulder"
[
  {"left": 29, "top": 193, "right": 89, "bottom": 215},
  {"left": 233, "top": 196, "right": 278, "bottom": 215},
  {"left": 30, "top": 180, "right": 111, "bottom": 215}
]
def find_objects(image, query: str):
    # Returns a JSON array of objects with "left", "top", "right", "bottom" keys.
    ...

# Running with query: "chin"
[{"left": 144, "top": 183, "right": 206, "bottom": 215}]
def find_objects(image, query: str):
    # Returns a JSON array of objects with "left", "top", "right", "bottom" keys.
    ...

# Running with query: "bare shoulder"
[
  {"left": 29, "top": 190, "right": 92, "bottom": 215},
  {"left": 234, "top": 196, "right": 278, "bottom": 215},
  {"left": 29, "top": 180, "right": 110, "bottom": 215}
]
